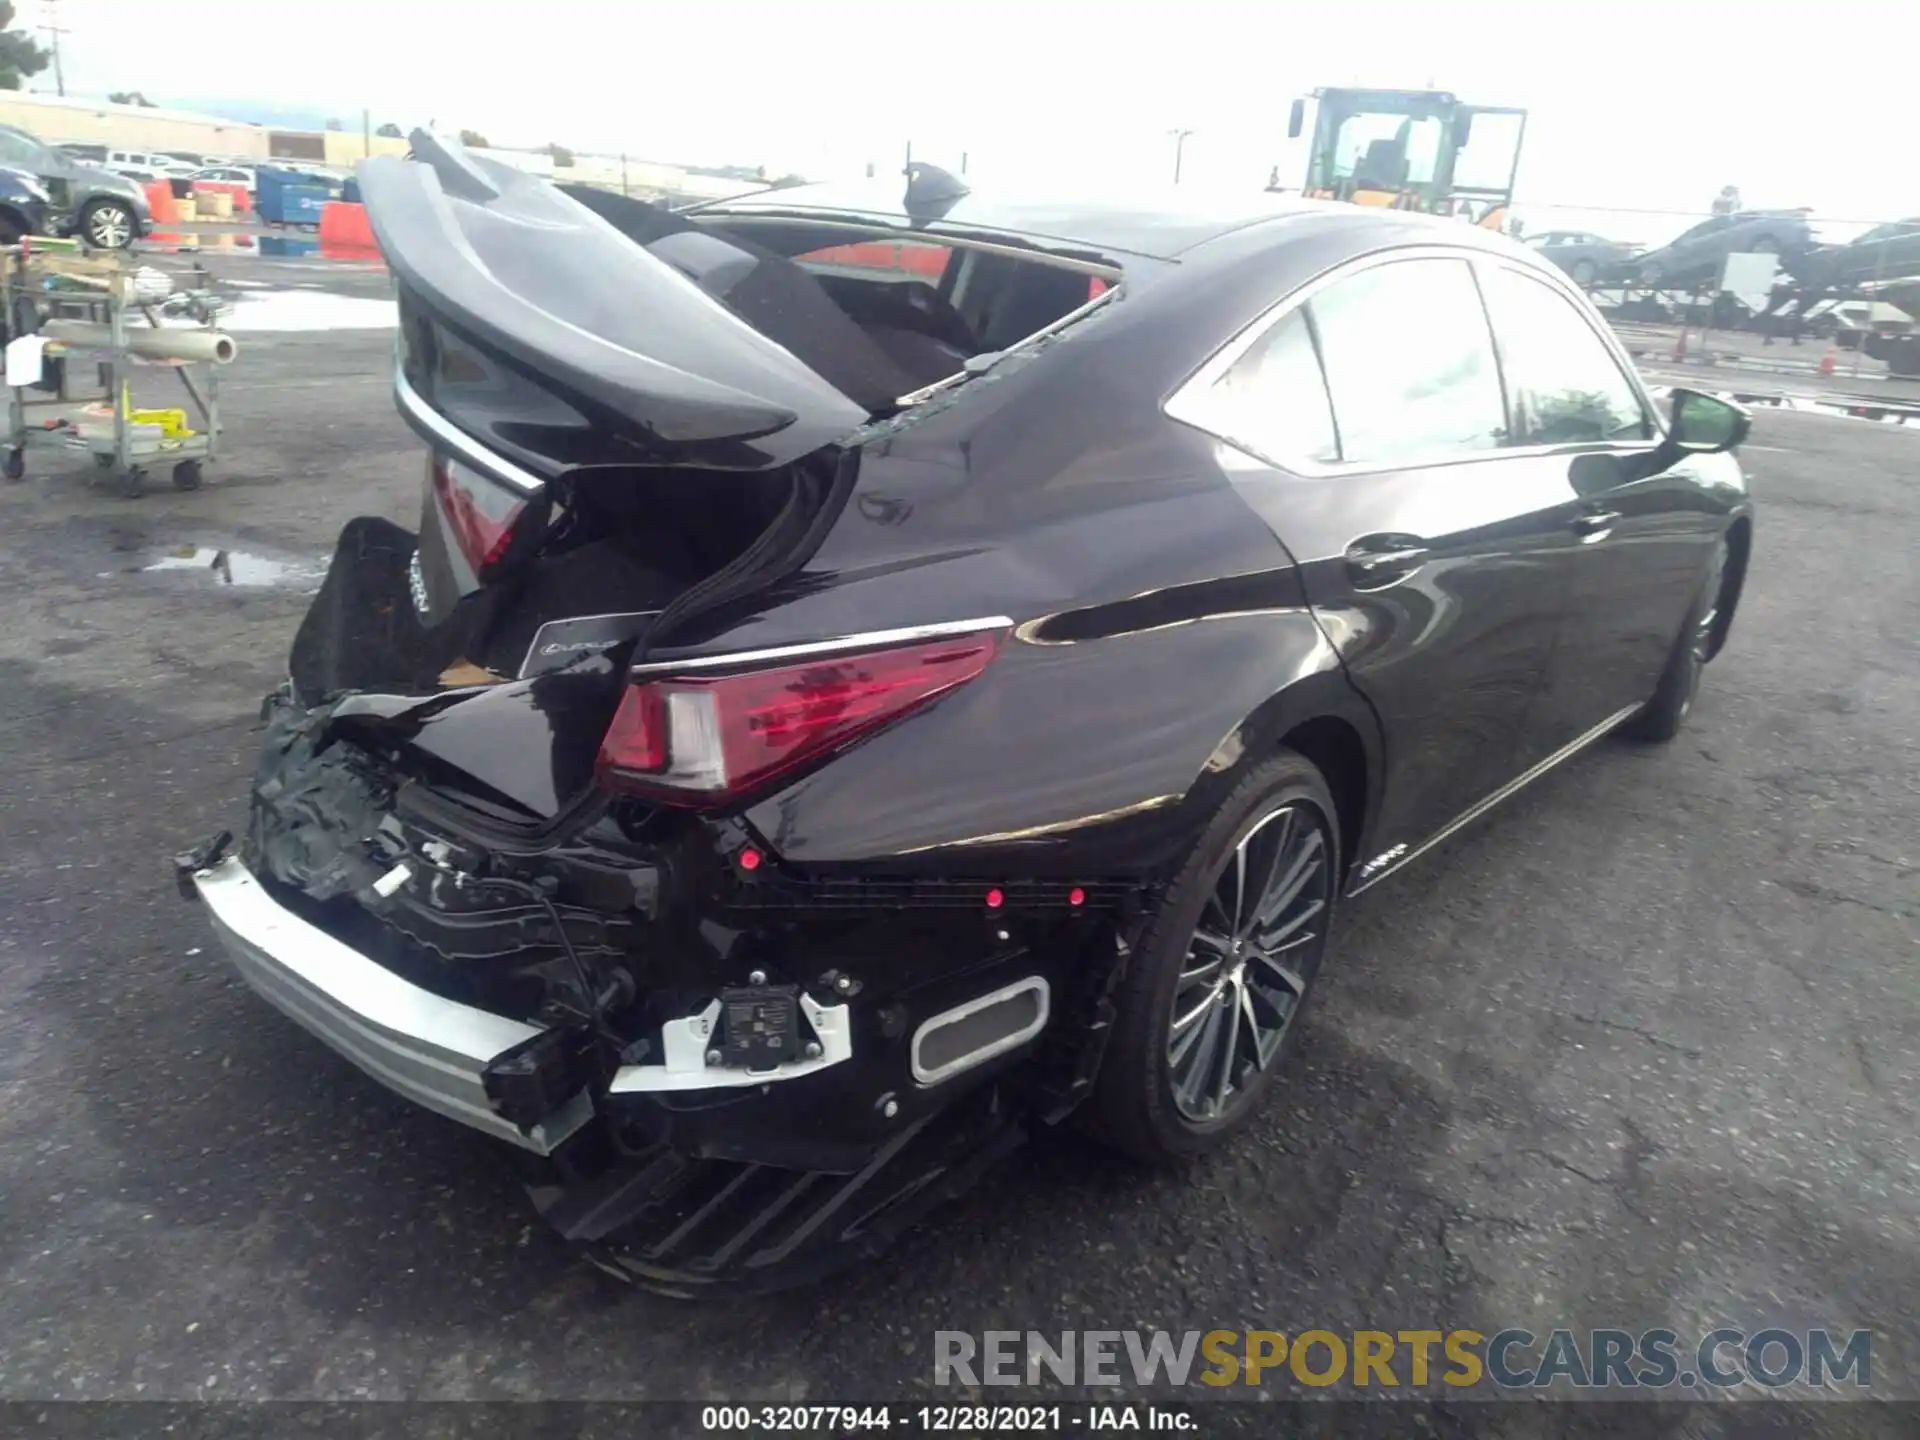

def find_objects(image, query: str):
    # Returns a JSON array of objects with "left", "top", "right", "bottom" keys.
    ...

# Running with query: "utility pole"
[
  {"left": 1170, "top": 128, "right": 1194, "bottom": 184},
  {"left": 38, "top": 0, "right": 69, "bottom": 97}
]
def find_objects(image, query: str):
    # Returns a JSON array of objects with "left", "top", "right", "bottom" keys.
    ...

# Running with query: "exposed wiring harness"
[{"left": 377, "top": 846, "right": 631, "bottom": 1076}]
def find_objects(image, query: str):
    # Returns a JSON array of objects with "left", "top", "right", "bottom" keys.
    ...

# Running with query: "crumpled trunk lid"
[{"left": 359, "top": 131, "right": 891, "bottom": 478}]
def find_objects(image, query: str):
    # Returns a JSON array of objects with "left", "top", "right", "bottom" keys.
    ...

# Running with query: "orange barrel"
[
  {"left": 318, "top": 200, "right": 375, "bottom": 250},
  {"left": 144, "top": 181, "right": 179, "bottom": 225}
]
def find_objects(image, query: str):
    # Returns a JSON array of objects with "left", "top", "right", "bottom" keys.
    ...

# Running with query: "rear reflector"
[
  {"left": 431, "top": 452, "right": 529, "bottom": 578},
  {"left": 596, "top": 632, "right": 1002, "bottom": 805}
]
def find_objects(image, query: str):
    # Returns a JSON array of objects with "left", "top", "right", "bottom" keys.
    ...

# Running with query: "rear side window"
[
  {"left": 1480, "top": 266, "right": 1649, "bottom": 444},
  {"left": 1203, "top": 309, "right": 1340, "bottom": 466},
  {"left": 1307, "top": 257, "right": 1508, "bottom": 465}
]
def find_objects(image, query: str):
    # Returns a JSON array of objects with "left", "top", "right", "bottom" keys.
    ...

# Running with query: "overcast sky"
[{"left": 26, "top": 0, "right": 1918, "bottom": 231}]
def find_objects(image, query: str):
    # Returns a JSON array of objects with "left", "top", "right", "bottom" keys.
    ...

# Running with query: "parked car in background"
[
  {"left": 0, "top": 124, "right": 150, "bottom": 248},
  {"left": 1788, "top": 218, "right": 1920, "bottom": 290},
  {"left": 178, "top": 138, "right": 1757, "bottom": 1293},
  {"left": 0, "top": 165, "right": 54, "bottom": 242},
  {"left": 1524, "top": 230, "right": 1641, "bottom": 286},
  {"left": 1635, "top": 209, "right": 1815, "bottom": 289},
  {"left": 191, "top": 164, "right": 256, "bottom": 191}
]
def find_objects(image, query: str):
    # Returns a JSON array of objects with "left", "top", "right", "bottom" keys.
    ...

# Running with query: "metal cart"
[{"left": 1, "top": 245, "right": 225, "bottom": 498}]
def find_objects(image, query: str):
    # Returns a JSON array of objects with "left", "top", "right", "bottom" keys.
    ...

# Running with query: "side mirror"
[
  {"left": 1668, "top": 389, "right": 1751, "bottom": 453},
  {"left": 1287, "top": 99, "right": 1305, "bottom": 140}
]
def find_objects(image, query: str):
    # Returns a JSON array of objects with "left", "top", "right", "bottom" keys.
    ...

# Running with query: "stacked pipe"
[{"left": 38, "top": 319, "right": 237, "bottom": 365}]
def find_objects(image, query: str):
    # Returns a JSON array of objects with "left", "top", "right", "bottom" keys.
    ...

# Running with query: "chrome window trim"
[
  {"left": 393, "top": 364, "right": 545, "bottom": 497},
  {"left": 1164, "top": 243, "right": 1670, "bottom": 477},
  {"left": 629, "top": 615, "right": 1016, "bottom": 678}
]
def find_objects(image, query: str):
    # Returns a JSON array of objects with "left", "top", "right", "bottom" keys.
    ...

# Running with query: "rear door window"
[
  {"left": 1307, "top": 257, "right": 1509, "bottom": 465},
  {"left": 1480, "top": 266, "right": 1650, "bottom": 444}
]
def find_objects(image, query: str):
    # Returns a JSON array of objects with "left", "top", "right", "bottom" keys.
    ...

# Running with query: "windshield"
[{"left": 1329, "top": 111, "right": 1443, "bottom": 187}]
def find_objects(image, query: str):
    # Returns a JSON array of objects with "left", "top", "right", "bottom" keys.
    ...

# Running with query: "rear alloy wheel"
[
  {"left": 82, "top": 199, "right": 136, "bottom": 250},
  {"left": 1624, "top": 540, "right": 1728, "bottom": 743},
  {"left": 1571, "top": 259, "right": 1597, "bottom": 286},
  {"left": 1084, "top": 752, "right": 1337, "bottom": 1161}
]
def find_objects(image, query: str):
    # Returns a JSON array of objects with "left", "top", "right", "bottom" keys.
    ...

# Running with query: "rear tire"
[
  {"left": 1623, "top": 540, "right": 1728, "bottom": 744},
  {"left": 1571, "top": 259, "right": 1597, "bottom": 286},
  {"left": 1083, "top": 751, "right": 1339, "bottom": 1162}
]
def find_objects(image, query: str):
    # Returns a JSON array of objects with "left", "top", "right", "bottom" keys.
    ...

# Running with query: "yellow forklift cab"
[{"left": 1282, "top": 87, "right": 1528, "bottom": 232}]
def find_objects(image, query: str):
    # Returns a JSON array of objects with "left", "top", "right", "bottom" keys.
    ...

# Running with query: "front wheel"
[
  {"left": 1083, "top": 751, "right": 1339, "bottom": 1161},
  {"left": 81, "top": 199, "right": 137, "bottom": 250},
  {"left": 1623, "top": 541, "right": 1728, "bottom": 743}
]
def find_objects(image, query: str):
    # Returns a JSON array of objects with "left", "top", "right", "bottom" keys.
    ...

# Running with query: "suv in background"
[
  {"left": 102, "top": 148, "right": 194, "bottom": 182},
  {"left": 0, "top": 125, "right": 150, "bottom": 248}
]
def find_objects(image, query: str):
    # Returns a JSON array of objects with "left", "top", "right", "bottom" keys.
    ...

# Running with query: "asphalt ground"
[{"left": 0, "top": 258, "right": 1914, "bottom": 1431}]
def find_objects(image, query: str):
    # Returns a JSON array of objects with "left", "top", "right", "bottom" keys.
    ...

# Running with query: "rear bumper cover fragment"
[{"left": 192, "top": 856, "right": 591, "bottom": 1155}]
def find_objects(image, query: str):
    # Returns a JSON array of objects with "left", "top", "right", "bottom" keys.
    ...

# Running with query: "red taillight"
[
  {"left": 596, "top": 632, "right": 1002, "bottom": 805},
  {"left": 431, "top": 453, "right": 527, "bottom": 576}
]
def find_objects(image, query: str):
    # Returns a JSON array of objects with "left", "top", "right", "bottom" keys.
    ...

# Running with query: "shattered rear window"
[{"left": 797, "top": 240, "right": 952, "bottom": 280}]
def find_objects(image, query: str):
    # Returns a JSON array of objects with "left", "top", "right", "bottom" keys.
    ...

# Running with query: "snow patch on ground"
[{"left": 218, "top": 289, "right": 397, "bottom": 332}]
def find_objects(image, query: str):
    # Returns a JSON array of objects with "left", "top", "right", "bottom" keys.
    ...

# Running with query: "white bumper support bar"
[{"left": 192, "top": 856, "right": 590, "bottom": 1155}]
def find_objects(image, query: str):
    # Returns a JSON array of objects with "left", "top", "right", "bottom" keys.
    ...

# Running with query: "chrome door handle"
[
  {"left": 1571, "top": 509, "right": 1622, "bottom": 536},
  {"left": 1344, "top": 539, "right": 1430, "bottom": 587}
]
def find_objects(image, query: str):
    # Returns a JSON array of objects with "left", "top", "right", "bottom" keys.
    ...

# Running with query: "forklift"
[{"left": 1271, "top": 87, "right": 1528, "bottom": 232}]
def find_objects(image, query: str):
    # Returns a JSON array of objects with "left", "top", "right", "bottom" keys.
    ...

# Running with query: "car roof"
[{"left": 698, "top": 179, "right": 1353, "bottom": 262}]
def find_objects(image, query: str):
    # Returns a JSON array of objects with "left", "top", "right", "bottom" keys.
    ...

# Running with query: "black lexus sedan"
[{"left": 178, "top": 134, "right": 1754, "bottom": 1295}]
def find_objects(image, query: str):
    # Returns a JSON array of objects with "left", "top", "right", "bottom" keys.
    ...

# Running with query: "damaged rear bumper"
[{"left": 191, "top": 855, "right": 592, "bottom": 1154}]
